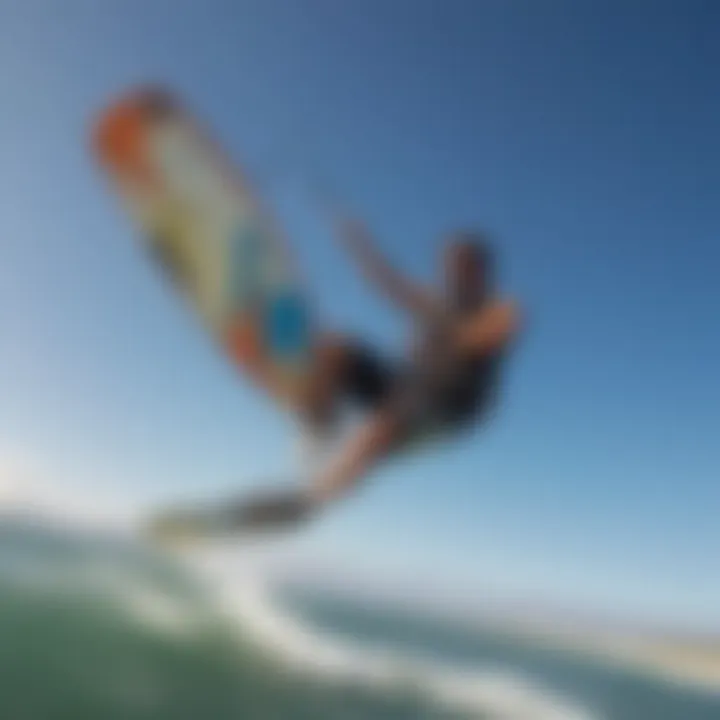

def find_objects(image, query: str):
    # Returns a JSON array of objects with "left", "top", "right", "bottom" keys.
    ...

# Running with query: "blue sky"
[{"left": 0, "top": 0, "right": 718, "bottom": 630}]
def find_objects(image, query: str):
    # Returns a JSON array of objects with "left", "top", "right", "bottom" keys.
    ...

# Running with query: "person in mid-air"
[
  {"left": 151, "top": 213, "right": 522, "bottom": 539},
  {"left": 219, "top": 211, "right": 523, "bottom": 530}
]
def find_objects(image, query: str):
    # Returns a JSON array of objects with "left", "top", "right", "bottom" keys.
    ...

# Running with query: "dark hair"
[
  {"left": 444, "top": 230, "right": 496, "bottom": 307},
  {"left": 447, "top": 231, "right": 494, "bottom": 273}
]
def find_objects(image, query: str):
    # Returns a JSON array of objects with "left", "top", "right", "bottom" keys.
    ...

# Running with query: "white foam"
[{"left": 188, "top": 552, "right": 598, "bottom": 720}]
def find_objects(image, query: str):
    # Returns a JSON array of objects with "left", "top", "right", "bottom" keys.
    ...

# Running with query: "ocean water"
[{"left": 0, "top": 519, "right": 717, "bottom": 720}]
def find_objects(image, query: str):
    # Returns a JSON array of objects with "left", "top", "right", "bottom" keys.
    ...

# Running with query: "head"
[{"left": 442, "top": 231, "right": 495, "bottom": 310}]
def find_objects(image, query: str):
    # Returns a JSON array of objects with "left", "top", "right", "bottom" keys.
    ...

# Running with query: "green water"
[
  {"left": 0, "top": 522, "right": 475, "bottom": 720},
  {"left": 0, "top": 520, "right": 717, "bottom": 720}
]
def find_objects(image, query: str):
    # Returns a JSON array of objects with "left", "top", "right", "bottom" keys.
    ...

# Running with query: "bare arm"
[
  {"left": 455, "top": 300, "right": 523, "bottom": 356},
  {"left": 334, "top": 215, "right": 438, "bottom": 319}
]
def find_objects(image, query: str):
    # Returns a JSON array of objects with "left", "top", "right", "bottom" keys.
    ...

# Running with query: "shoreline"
[
  {"left": 284, "top": 577, "right": 720, "bottom": 694},
  {"left": 574, "top": 636, "right": 720, "bottom": 694},
  {"left": 489, "top": 619, "right": 720, "bottom": 695}
]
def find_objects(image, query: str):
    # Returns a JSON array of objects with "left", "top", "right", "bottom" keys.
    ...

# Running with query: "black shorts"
[
  {"left": 341, "top": 342, "right": 400, "bottom": 410},
  {"left": 341, "top": 342, "right": 491, "bottom": 438}
]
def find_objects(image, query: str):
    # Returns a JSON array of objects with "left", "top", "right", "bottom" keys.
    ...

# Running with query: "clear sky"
[{"left": 0, "top": 0, "right": 718, "bottom": 630}]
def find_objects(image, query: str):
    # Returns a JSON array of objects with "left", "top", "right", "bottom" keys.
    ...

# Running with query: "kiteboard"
[
  {"left": 142, "top": 485, "right": 313, "bottom": 546},
  {"left": 93, "top": 87, "right": 315, "bottom": 409}
]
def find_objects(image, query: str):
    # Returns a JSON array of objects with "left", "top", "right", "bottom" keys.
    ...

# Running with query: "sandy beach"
[
  {"left": 586, "top": 636, "right": 720, "bottom": 692},
  {"left": 492, "top": 617, "right": 720, "bottom": 694}
]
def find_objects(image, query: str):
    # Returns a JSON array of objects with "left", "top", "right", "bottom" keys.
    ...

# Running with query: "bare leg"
[
  {"left": 308, "top": 408, "right": 404, "bottom": 506},
  {"left": 301, "top": 332, "right": 353, "bottom": 428},
  {"left": 224, "top": 409, "right": 405, "bottom": 532},
  {"left": 146, "top": 408, "right": 407, "bottom": 540}
]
